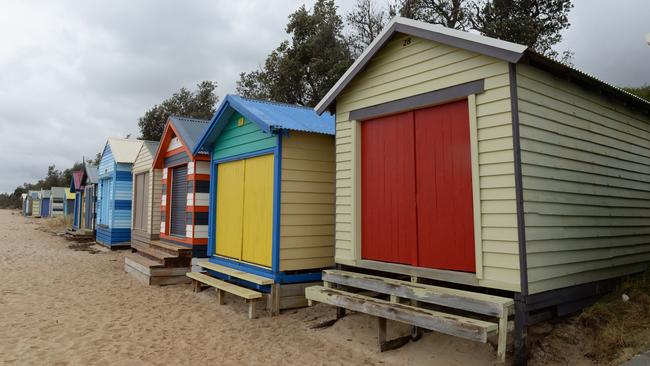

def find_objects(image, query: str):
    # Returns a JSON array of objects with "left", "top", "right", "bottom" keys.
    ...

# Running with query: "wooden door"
[
  {"left": 414, "top": 100, "right": 475, "bottom": 272},
  {"left": 360, "top": 100, "right": 475, "bottom": 272},
  {"left": 133, "top": 172, "right": 149, "bottom": 232},
  {"left": 214, "top": 154, "right": 274, "bottom": 267},
  {"left": 170, "top": 165, "right": 187, "bottom": 237},
  {"left": 215, "top": 160, "right": 245, "bottom": 260},
  {"left": 241, "top": 154, "right": 274, "bottom": 267},
  {"left": 361, "top": 111, "right": 418, "bottom": 265}
]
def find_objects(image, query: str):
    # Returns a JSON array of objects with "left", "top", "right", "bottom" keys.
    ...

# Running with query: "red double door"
[{"left": 361, "top": 99, "right": 476, "bottom": 272}]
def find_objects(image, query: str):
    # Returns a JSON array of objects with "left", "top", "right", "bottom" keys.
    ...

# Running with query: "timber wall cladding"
[
  {"left": 361, "top": 100, "right": 475, "bottom": 272},
  {"left": 333, "top": 34, "right": 519, "bottom": 291}
]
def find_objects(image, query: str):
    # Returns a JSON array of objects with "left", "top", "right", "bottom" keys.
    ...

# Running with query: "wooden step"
[
  {"left": 187, "top": 271, "right": 262, "bottom": 319},
  {"left": 306, "top": 286, "right": 497, "bottom": 343},
  {"left": 197, "top": 260, "right": 274, "bottom": 286},
  {"left": 125, "top": 254, "right": 191, "bottom": 286},
  {"left": 323, "top": 270, "right": 514, "bottom": 317},
  {"left": 130, "top": 240, "right": 189, "bottom": 267},
  {"left": 150, "top": 240, "right": 192, "bottom": 256}
]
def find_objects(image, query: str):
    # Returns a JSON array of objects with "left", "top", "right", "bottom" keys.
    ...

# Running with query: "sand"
[{"left": 0, "top": 209, "right": 500, "bottom": 365}]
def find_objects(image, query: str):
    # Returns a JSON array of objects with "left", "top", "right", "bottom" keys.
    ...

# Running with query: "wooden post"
[
  {"left": 248, "top": 300, "right": 257, "bottom": 319},
  {"left": 497, "top": 309, "right": 508, "bottom": 363},
  {"left": 410, "top": 276, "right": 422, "bottom": 341},
  {"left": 377, "top": 317, "right": 387, "bottom": 349},
  {"left": 335, "top": 264, "right": 346, "bottom": 319},
  {"left": 268, "top": 283, "right": 280, "bottom": 317},
  {"left": 216, "top": 289, "right": 225, "bottom": 305},
  {"left": 514, "top": 299, "right": 528, "bottom": 366}
]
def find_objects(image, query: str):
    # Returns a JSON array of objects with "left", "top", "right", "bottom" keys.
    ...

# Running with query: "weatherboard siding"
[
  {"left": 516, "top": 64, "right": 650, "bottom": 294},
  {"left": 213, "top": 112, "right": 277, "bottom": 161},
  {"left": 334, "top": 34, "right": 519, "bottom": 291},
  {"left": 133, "top": 145, "right": 162, "bottom": 237},
  {"left": 280, "top": 131, "right": 336, "bottom": 271}
]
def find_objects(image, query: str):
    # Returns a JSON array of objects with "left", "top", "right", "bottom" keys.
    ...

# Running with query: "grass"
[
  {"left": 42, "top": 216, "right": 68, "bottom": 231},
  {"left": 577, "top": 271, "right": 650, "bottom": 362}
]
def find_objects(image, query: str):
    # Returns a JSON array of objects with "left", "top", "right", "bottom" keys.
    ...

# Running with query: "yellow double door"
[{"left": 215, "top": 154, "right": 274, "bottom": 268}]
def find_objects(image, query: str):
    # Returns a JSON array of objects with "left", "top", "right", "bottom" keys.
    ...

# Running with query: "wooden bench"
[
  {"left": 309, "top": 269, "right": 514, "bottom": 363},
  {"left": 186, "top": 271, "right": 262, "bottom": 319},
  {"left": 197, "top": 261, "right": 280, "bottom": 316}
]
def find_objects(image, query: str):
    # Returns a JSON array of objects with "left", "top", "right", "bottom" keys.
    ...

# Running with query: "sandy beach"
[{"left": 0, "top": 209, "right": 501, "bottom": 366}]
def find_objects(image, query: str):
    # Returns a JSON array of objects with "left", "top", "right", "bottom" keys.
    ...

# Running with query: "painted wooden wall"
[
  {"left": 213, "top": 112, "right": 277, "bottom": 161},
  {"left": 280, "top": 131, "right": 336, "bottom": 271},
  {"left": 97, "top": 143, "right": 133, "bottom": 245},
  {"left": 517, "top": 64, "right": 650, "bottom": 294},
  {"left": 132, "top": 143, "right": 162, "bottom": 238},
  {"left": 333, "top": 33, "right": 519, "bottom": 291}
]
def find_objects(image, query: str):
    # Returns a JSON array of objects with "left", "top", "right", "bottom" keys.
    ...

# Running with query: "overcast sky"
[{"left": 0, "top": 0, "right": 649, "bottom": 193}]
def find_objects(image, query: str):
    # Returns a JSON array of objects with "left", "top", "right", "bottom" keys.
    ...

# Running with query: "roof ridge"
[
  {"left": 236, "top": 95, "right": 314, "bottom": 111},
  {"left": 170, "top": 115, "right": 210, "bottom": 123}
]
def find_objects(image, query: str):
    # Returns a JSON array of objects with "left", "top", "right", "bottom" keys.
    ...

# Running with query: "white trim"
[{"left": 468, "top": 94, "right": 483, "bottom": 279}]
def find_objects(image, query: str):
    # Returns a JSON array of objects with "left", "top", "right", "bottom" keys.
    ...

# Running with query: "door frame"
[
  {"left": 168, "top": 164, "right": 188, "bottom": 238},
  {"left": 133, "top": 171, "right": 149, "bottom": 233},
  {"left": 207, "top": 134, "right": 282, "bottom": 276},
  {"left": 350, "top": 94, "right": 483, "bottom": 284}
]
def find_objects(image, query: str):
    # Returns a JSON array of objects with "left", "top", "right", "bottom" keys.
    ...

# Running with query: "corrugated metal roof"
[
  {"left": 85, "top": 164, "right": 98, "bottom": 184},
  {"left": 140, "top": 140, "right": 160, "bottom": 157},
  {"left": 106, "top": 138, "right": 143, "bottom": 164},
  {"left": 168, "top": 116, "right": 210, "bottom": 153},
  {"left": 315, "top": 16, "right": 650, "bottom": 116},
  {"left": 194, "top": 94, "right": 335, "bottom": 154},
  {"left": 50, "top": 187, "right": 67, "bottom": 198}
]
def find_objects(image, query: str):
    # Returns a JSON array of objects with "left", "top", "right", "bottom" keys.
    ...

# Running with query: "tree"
[
  {"left": 236, "top": 0, "right": 353, "bottom": 107},
  {"left": 470, "top": 0, "right": 573, "bottom": 59},
  {"left": 623, "top": 85, "right": 650, "bottom": 102},
  {"left": 398, "top": 0, "right": 470, "bottom": 30},
  {"left": 346, "top": 0, "right": 391, "bottom": 57},
  {"left": 351, "top": 0, "right": 573, "bottom": 61},
  {"left": 138, "top": 81, "right": 218, "bottom": 141}
]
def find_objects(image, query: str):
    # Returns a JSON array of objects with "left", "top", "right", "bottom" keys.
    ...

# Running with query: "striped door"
[
  {"left": 170, "top": 165, "right": 187, "bottom": 237},
  {"left": 215, "top": 154, "right": 274, "bottom": 267},
  {"left": 84, "top": 186, "right": 94, "bottom": 230}
]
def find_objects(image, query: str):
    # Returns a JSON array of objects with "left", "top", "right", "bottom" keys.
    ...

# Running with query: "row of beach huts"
[{"left": 19, "top": 18, "right": 650, "bottom": 363}]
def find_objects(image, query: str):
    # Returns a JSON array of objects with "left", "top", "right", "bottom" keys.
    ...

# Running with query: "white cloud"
[{"left": 0, "top": 0, "right": 647, "bottom": 192}]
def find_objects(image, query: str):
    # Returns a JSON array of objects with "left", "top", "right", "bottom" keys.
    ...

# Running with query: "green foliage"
[
  {"left": 0, "top": 162, "right": 84, "bottom": 209},
  {"left": 470, "top": 0, "right": 573, "bottom": 59},
  {"left": 622, "top": 85, "right": 650, "bottom": 102},
  {"left": 236, "top": 0, "right": 353, "bottom": 107},
  {"left": 138, "top": 81, "right": 218, "bottom": 141},
  {"left": 349, "top": 0, "right": 573, "bottom": 60}
]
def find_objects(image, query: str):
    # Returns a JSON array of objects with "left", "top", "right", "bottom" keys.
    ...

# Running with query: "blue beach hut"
[{"left": 96, "top": 138, "right": 143, "bottom": 247}]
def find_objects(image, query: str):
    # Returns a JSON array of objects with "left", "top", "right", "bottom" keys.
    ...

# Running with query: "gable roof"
[
  {"left": 194, "top": 94, "right": 335, "bottom": 154},
  {"left": 106, "top": 138, "right": 143, "bottom": 164},
  {"left": 138, "top": 140, "right": 160, "bottom": 159},
  {"left": 315, "top": 16, "right": 650, "bottom": 116},
  {"left": 70, "top": 170, "right": 84, "bottom": 192},
  {"left": 84, "top": 164, "right": 98, "bottom": 185},
  {"left": 152, "top": 116, "right": 210, "bottom": 168}
]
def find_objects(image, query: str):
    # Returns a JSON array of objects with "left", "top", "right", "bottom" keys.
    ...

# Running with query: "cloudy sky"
[{"left": 0, "top": 0, "right": 649, "bottom": 193}]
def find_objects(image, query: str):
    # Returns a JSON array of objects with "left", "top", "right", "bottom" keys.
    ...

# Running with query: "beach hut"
[
  {"left": 187, "top": 95, "right": 335, "bottom": 318},
  {"left": 151, "top": 116, "right": 211, "bottom": 257},
  {"left": 303, "top": 17, "right": 650, "bottom": 362},
  {"left": 65, "top": 188, "right": 75, "bottom": 219},
  {"left": 70, "top": 170, "right": 84, "bottom": 230},
  {"left": 39, "top": 190, "right": 51, "bottom": 218},
  {"left": 31, "top": 191, "right": 41, "bottom": 218},
  {"left": 49, "top": 187, "right": 67, "bottom": 217},
  {"left": 21, "top": 193, "right": 28, "bottom": 215},
  {"left": 125, "top": 140, "right": 196, "bottom": 285},
  {"left": 96, "top": 138, "right": 143, "bottom": 248},
  {"left": 82, "top": 164, "right": 99, "bottom": 232},
  {"left": 130, "top": 141, "right": 162, "bottom": 243}
]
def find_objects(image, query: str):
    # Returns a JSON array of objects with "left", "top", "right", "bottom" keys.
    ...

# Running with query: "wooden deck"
[{"left": 306, "top": 269, "right": 514, "bottom": 363}]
